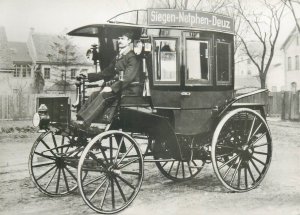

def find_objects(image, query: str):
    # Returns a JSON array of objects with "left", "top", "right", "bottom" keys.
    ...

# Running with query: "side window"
[
  {"left": 216, "top": 42, "right": 232, "bottom": 85},
  {"left": 153, "top": 38, "right": 179, "bottom": 85},
  {"left": 186, "top": 39, "right": 211, "bottom": 85}
]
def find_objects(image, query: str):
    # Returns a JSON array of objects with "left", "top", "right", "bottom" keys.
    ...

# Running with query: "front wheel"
[
  {"left": 29, "top": 131, "right": 84, "bottom": 196},
  {"left": 77, "top": 131, "right": 144, "bottom": 214},
  {"left": 211, "top": 108, "right": 272, "bottom": 192}
]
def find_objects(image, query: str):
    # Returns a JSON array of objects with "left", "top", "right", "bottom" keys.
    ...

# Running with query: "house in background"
[
  {"left": 281, "top": 19, "right": 300, "bottom": 92},
  {"left": 235, "top": 41, "right": 261, "bottom": 93},
  {"left": 0, "top": 27, "right": 16, "bottom": 93},
  {"left": 235, "top": 41, "right": 285, "bottom": 92},
  {"left": 27, "top": 28, "right": 93, "bottom": 94},
  {"left": 0, "top": 26, "right": 93, "bottom": 94},
  {"left": 8, "top": 41, "right": 34, "bottom": 93}
]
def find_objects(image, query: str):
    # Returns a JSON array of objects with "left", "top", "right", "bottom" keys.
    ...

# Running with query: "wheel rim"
[
  {"left": 153, "top": 140, "right": 205, "bottom": 181},
  {"left": 78, "top": 131, "right": 144, "bottom": 214},
  {"left": 29, "top": 131, "right": 84, "bottom": 196},
  {"left": 211, "top": 108, "right": 272, "bottom": 192},
  {"left": 155, "top": 159, "right": 205, "bottom": 181}
]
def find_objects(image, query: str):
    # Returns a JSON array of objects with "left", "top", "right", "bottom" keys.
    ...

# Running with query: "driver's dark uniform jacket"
[{"left": 77, "top": 49, "right": 141, "bottom": 125}]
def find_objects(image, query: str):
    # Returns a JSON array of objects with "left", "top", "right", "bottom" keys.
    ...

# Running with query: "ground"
[{"left": 0, "top": 118, "right": 299, "bottom": 215}]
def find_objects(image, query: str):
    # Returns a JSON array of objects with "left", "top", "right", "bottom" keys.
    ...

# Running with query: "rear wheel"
[
  {"left": 29, "top": 131, "right": 85, "bottom": 196},
  {"left": 211, "top": 108, "right": 272, "bottom": 192},
  {"left": 154, "top": 140, "right": 205, "bottom": 181},
  {"left": 78, "top": 131, "right": 144, "bottom": 214}
]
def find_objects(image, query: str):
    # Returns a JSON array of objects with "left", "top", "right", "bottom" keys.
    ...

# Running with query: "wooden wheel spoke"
[
  {"left": 51, "top": 133, "right": 59, "bottom": 154},
  {"left": 249, "top": 158, "right": 261, "bottom": 174},
  {"left": 117, "top": 158, "right": 140, "bottom": 169},
  {"left": 55, "top": 168, "right": 61, "bottom": 194},
  {"left": 114, "top": 136, "right": 125, "bottom": 164},
  {"left": 222, "top": 157, "right": 236, "bottom": 179},
  {"left": 254, "top": 151, "right": 268, "bottom": 155},
  {"left": 99, "top": 146, "right": 109, "bottom": 164},
  {"left": 40, "top": 140, "right": 57, "bottom": 157},
  {"left": 100, "top": 180, "right": 110, "bottom": 210},
  {"left": 187, "top": 161, "right": 193, "bottom": 176},
  {"left": 253, "top": 142, "right": 269, "bottom": 148},
  {"left": 247, "top": 116, "right": 256, "bottom": 143},
  {"left": 60, "top": 136, "right": 65, "bottom": 154},
  {"left": 175, "top": 161, "right": 180, "bottom": 177},
  {"left": 251, "top": 155, "right": 266, "bottom": 166},
  {"left": 109, "top": 136, "right": 113, "bottom": 164},
  {"left": 244, "top": 166, "right": 248, "bottom": 189},
  {"left": 116, "top": 175, "right": 135, "bottom": 190},
  {"left": 44, "top": 167, "right": 58, "bottom": 190},
  {"left": 34, "top": 152, "right": 56, "bottom": 160},
  {"left": 37, "top": 165, "right": 56, "bottom": 181},
  {"left": 237, "top": 166, "right": 242, "bottom": 189},
  {"left": 247, "top": 162, "right": 255, "bottom": 183},
  {"left": 89, "top": 178, "right": 108, "bottom": 201},
  {"left": 182, "top": 162, "right": 185, "bottom": 178},
  {"left": 111, "top": 178, "right": 115, "bottom": 209},
  {"left": 251, "top": 123, "right": 263, "bottom": 140},
  {"left": 62, "top": 168, "right": 70, "bottom": 192},
  {"left": 83, "top": 175, "right": 106, "bottom": 187},
  {"left": 114, "top": 177, "right": 127, "bottom": 202},
  {"left": 33, "top": 161, "right": 56, "bottom": 168},
  {"left": 230, "top": 157, "right": 242, "bottom": 186},
  {"left": 168, "top": 161, "right": 175, "bottom": 174},
  {"left": 249, "top": 133, "right": 266, "bottom": 147},
  {"left": 89, "top": 152, "right": 106, "bottom": 168},
  {"left": 116, "top": 144, "right": 134, "bottom": 166},
  {"left": 65, "top": 166, "right": 77, "bottom": 181},
  {"left": 161, "top": 161, "right": 168, "bottom": 168},
  {"left": 218, "top": 154, "right": 239, "bottom": 169}
]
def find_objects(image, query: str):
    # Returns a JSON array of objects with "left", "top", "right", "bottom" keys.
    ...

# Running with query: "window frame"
[
  {"left": 71, "top": 69, "right": 77, "bottom": 79},
  {"left": 288, "top": 56, "right": 292, "bottom": 71},
  {"left": 44, "top": 68, "right": 50, "bottom": 79},
  {"left": 184, "top": 36, "right": 212, "bottom": 86},
  {"left": 216, "top": 41, "right": 232, "bottom": 86},
  {"left": 295, "top": 55, "right": 299, "bottom": 70},
  {"left": 152, "top": 36, "right": 180, "bottom": 86}
]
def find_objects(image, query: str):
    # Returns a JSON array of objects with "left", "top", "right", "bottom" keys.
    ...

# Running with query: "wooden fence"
[
  {"left": 0, "top": 93, "right": 76, "bottom": 120},
  {"left": 0, "top": 91, "right": 298, "bottom": 120},
  {"left": 236, "top": 90, "right": 300, "bottom": 120}
]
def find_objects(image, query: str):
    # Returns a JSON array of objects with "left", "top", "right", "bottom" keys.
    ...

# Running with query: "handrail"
[
  {"left": 218, "top": 89, "right": 268, "bottom": 117},
  {"left": 107, "top": 9, "right": 148, "bottom": 25}
]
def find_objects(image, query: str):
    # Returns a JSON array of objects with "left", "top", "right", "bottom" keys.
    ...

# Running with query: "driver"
[{"left": 76, "top": 31, "right": 141, "bottom": 127}]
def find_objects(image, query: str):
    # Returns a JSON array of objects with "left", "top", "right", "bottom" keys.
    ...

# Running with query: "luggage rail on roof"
[{"left": 107, "top": 9, "right": 148, "bottom": 25}]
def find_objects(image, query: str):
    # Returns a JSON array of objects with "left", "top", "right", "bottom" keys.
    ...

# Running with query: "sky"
[{"left": 0, "top": 0, "right": 299, "bottom": 48}]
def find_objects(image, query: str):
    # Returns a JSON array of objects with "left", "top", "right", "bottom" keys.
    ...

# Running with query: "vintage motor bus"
[{"left": 29, "top": 9, "right": 272, "bottom": 214}]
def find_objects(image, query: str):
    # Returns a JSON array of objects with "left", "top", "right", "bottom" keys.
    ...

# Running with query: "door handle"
[{"left": 181, "top": 92, "right": 191, "bottom": 96}]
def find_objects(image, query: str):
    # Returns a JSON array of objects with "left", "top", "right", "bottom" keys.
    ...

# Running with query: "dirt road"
[{"left": 0, "top": 119, "right": 299, "bottom": 215}]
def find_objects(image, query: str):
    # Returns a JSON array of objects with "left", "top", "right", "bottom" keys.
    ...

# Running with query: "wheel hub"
[
  {"left": 55, "top": 156, "right": 66, "bottom": 169},
  {"left": 239, "top": 145, "right": 253, "bottom": 161}
]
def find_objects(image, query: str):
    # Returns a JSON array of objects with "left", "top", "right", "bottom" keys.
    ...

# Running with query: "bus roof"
[{"left": 68, "top": 9, "right": 235, "bottom": 37}]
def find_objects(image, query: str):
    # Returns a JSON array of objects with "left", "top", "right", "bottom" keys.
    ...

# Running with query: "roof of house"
[
  {"left": 0, "top": 26, "right": 14, "bottom": 70},
  {"left": 8, "top": 41, "right": 32, "bottom": 63},
  {"left": 281, "top": 19, "right": 300, "bottom": 50},
  {"left": 31, "top": 33, "right": 92, "bottom": 65}
]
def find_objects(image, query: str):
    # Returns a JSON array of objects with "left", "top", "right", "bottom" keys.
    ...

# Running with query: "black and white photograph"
[{"left": 0, "top": 0, "right": 299, "bottom": 214}]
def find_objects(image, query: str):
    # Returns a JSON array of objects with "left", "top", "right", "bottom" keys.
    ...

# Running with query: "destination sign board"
[{"left": 147, "top": 9, "right": 234, "bottom": 34}]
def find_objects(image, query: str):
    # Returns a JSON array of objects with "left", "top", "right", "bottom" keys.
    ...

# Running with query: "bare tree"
[
  {"left": 235, "top": 0, "right": 286, "bottom": 89},
  {"left": 282, "top": 0, "right": 300, "bottom": 33},
  {"left": 150, "top": 0, "right": 231, "bottom": 13},
  {"left": 47, "top": 35, "right": 78, "bottom": 93}
]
